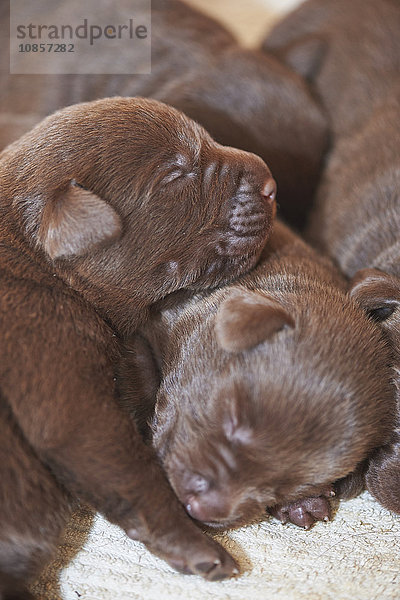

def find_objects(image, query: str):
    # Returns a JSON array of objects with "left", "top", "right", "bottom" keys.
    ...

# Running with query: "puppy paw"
[
  {"left": 171, "top": 549, "right": 239, "bottom": 581},
  {"left": 127, "top": 524, "right": 239, "bottom": 580},
  {"left": 163, "top": 539, "right": 239, "bottom": 581},
  {"left": 268, "top": 486, "right": 334, "bottom": 529}
]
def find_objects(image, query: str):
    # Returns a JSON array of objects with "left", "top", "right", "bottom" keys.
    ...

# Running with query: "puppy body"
[
  {"left": 308, "top": 95, "right": 400, "bottom": 280},
  {"left": 120, "top": 220, "right": 395, "bottom": 530},
  {"left": 264, "top": 0, "right": 400, "bottom": 138},
  {"left": 313, "top": 94, "right": 400, "bottom": 516},
  {"left": 0, "top": 0, "right": 328, "bottom": 226},
  {"left": 264, "top": 0, "right": 400, "bottom": 513},
  {"left": 0, "top": 96, "right": 276, "bottom": 592}
]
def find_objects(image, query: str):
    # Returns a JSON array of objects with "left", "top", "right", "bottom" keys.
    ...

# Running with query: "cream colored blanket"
[
  {"left": 33, "top": 493, "right": 400, "bottom": 600},
  {"left": 31, "top": 1, "right": 400, "bottom": 598}
]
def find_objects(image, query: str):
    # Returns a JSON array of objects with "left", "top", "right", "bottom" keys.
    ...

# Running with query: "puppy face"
[
  {"left": 152, "top": 286, "right": 394, "bottom": 529},
  {"left": 2, "top": 97, "right": 275, "bottom": 320}
]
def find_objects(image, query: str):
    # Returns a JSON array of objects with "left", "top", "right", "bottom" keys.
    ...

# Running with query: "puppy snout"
[
  {"left": 206, "top": 147, "right": 276, "bottom": 259},
  {"left": 185, "top": 493, "right": 233, "bottom": 524},
  {"left": 186, "top": 498, "right": 208, "bottom": 521},
  {"left": 186, "top": 499, "right": 227, "bottom": 523},
  {"left": 221, "top": 174, "right": 276, "bottom": 254},
  {"left": 230, "top": 177, "right": 276, "bottom": 230}
]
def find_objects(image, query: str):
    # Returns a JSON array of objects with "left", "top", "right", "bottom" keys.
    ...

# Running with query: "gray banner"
[{"left": 10, "top": 0, "right": 151, "bottom": 74}]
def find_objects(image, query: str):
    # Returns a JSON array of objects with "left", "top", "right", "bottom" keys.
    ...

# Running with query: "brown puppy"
[
  {"left": 263, "top": 0, "right": 400, "bottom": 514},
  {"left": 0, "top": 96, "right": 276, "bottom": 595},
  {"left": 263, "top": 0, "right": 400, "bottom": 138},
  {"left": 0, "top": 0, "right": 328, "bottom": 227},
  {"left": 119, "top": 221, "right": 395, "bottom": 531}
]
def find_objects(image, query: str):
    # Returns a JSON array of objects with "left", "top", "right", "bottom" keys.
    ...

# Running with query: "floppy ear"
[
  {"left": 273, "top": 35, "right": 327, "bottom": 82},
  {"left": 215, "top": 288, "right": 295, "bottom": 352},
  {"left": 350, "top": 268, "right": 400, "bottom": 322},
  {"left": 39, "top": 180, "right": 122, "bottom": 260}
]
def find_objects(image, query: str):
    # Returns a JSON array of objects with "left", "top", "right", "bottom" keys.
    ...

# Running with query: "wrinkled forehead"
[
  {"left": 175, "top": 128, "right": 202, "bottom": 164},
  {"left": 58, "top": 98, "right": 207, "bottom": 165},
  {"left": 207, "top": 364, "right": 340, "bottom": 435},
  {"left": 137, "top": 102, "right": 205, "bottom": 161}
]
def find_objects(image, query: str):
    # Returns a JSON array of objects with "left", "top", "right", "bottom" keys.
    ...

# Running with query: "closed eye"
[
  {"left": 162, "top": 167, "right": 198, "bottom": 185},
  {"left": 161, "top": 169, "right": 186, "bottom": 185},
  {"left": 185, "top": 473, "right": 211, "bottom": 495}
]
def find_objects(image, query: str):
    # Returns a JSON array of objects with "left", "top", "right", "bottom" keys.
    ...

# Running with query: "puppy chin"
[
  {"left": 196, "top": 507, "right": 265, "bottom": 532},
  {"left": 169, "top": 475, "right": 266, "bottom": 531},
  {"left": 188, "top": 252, "right": 260, "bottom": 290},
  {"left": 190, "top": 230, "right": 270, "bottom": 289},
  {"left": 201, "top": 521, "right": 234, "bottom": 531}
]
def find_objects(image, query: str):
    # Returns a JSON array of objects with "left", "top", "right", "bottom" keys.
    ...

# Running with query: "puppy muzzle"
[{"left": 217, "top": 177, "right": 276, "bottom": 257}]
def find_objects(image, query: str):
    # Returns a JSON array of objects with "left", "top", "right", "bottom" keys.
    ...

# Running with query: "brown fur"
[
  {"left": 0, "top": 96, "right": 278, "bottom": 594},
  {"left": 0, "top": 0, "right": 328, "bottom": 227},
  {"left": 119, "top": 221, "right": 395, "bottom": 530},
  {"left": 264, "top": 0, "right": 400, "bottom": 514},
  {"left": 264, "top": 0, "right": 400, "bottom": 138}
]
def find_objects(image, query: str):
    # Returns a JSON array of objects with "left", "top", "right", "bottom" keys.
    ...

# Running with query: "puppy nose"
[
  {"left": 262, "top": 179, "right": 277, "bottom": 204},
  {"left": 186, "top": 498, "right": 230, "bottom": 523},
  {"left": 186, "top": 499, "right": 206, "bottom": 521},
  {"left": 262, "top": 178, "right": 277, "bottom": 219}
]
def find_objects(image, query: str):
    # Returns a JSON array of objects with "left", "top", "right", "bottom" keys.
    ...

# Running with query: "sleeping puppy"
[
  {"left": 0, "top": 96, "right": 276, "bottom": 595},
  {"left": 119, "top": 221, "right": 395, "bottom": 531},
  {"left": 310, "top": 96, "right": 400, "bottom": 515},
  {"left": 263, "top": 0, "right": 400, "bottom": 514},
  {"left": 0, "top": 0, "right": 328, "bottom": 227},
  {"left": 263, "top": 0, "right": 400, "bottom": 138}
]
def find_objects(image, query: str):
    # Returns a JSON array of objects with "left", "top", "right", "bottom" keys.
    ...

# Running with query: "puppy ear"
[
  {"left": 273, "top": 35, "right": 327, "bottom": 82},
  {"left": 39, "top": 181, "right": 122, "bottom": 260},
  {"left": 215, "top": 288, "right": 295, "bottom": 352},
  {"left": 350, "top": 268, "right": 400, "bottom": 323}
]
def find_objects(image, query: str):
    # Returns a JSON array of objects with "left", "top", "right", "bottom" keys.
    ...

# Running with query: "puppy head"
[
  {"left": 5, "top": 97, "right": 275, "bottom": 319},
  {"left": 152, "top": 285, "right": 394, "bottom": 529}
]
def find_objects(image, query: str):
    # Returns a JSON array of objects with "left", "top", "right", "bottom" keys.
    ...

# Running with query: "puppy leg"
[
  {"left": 0, "top": 407, "right": 72, "bottom": 599},
  {"left": 334, "top": 460, "right": 367, "bottom": 500},
  {"left": 117, "top": 334, "right": 161, "bottom": 438},
  {"left": 270, "top": 460, "right": 371, "bottom": 528},
  {"left": 0, "top": 574, "right": 34, "bottom": 600},
  {"left": 366, "top": 428, "right": 400, "bottom": 514},
  {"left": 268, "top": 485, "right": 335, "bottom": 529},
  {"left": 3, "top": 295, "right": 237, "bottom": 580}
]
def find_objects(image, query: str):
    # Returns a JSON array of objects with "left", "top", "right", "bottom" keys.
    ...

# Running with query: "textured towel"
[
  {"left": 32, "top": 492, "right": 400, "bottom": 600},
  {"left": 30, "top": 1, "right": 400, "bottom": 599}
]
